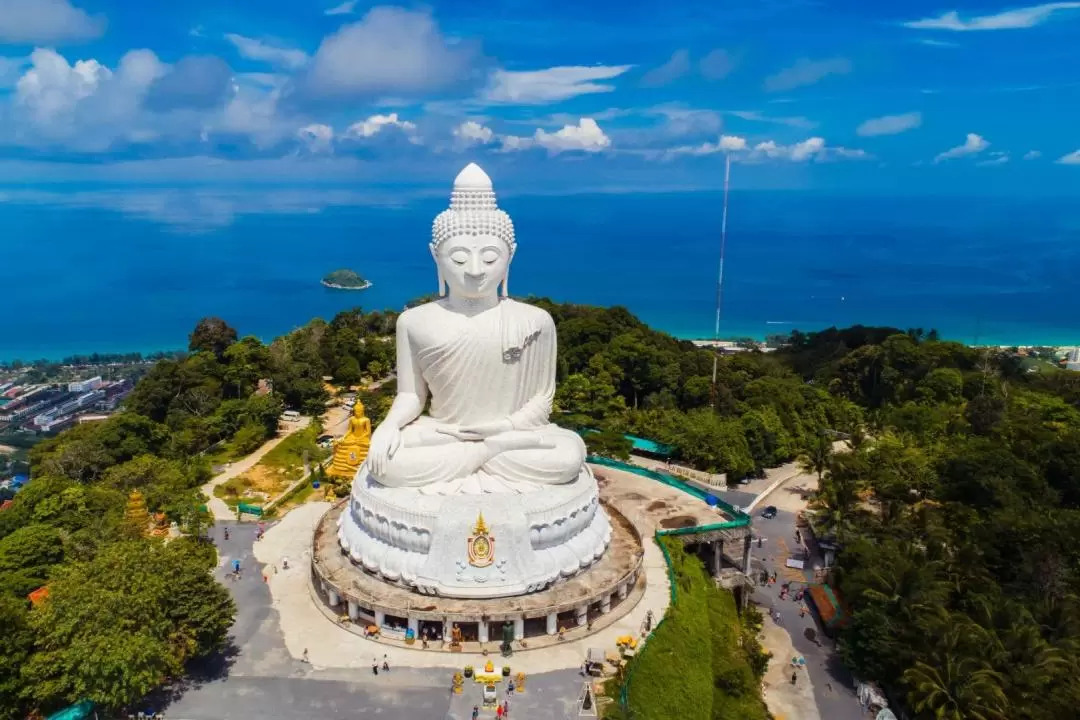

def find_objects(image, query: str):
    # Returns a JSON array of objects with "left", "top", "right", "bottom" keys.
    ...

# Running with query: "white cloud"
[
  {"left": 903, "top": 3, "right": 1080, "bottom": 31},
  {"left": 1057, "top": 149, "right": 1080, "bottom": 165},
  {"left": 699, "top": 49, "right": 735, "bottom": 81},
  {"left": 977, "top": 151, "right": 1010, "bottom": 166},
  {"left": 917, "top": 38, "right": 959, "bottom": 47},
  {"left": 664, "top": 135, "right": 867, "bottom": 163},
  {"left": 483, "top": 65, "right": 632, "bottom": 105},
  {"left": 755, "top": 137, "right": 826, "bottom": 161},
  {"left": 0, "top": 0, "right": 104, "bottom": 44},
  {"left": 304, "top": 7, "right": 476, "bottom": 97},
  {"left": 727, "top": 110, "right": 817, "bottom": 129},
  {"left": 453, "top": 120, "right": 495, "bottom": 145},
  {"left": 764, "top": 57, "right": 851, "bottom": 92},
  {"left": 665, "top": 135, "right": 749, "bottom": 157},
  {"left": 934, "top": 133, "right": 990, "bottom": 162},
  {"left": 13, "top": 47, "right": 165, "bottom": 142},
  {"left": 215, "top": 83, "right": 290, "bottom": 148},
  {"left": 856, "top": 111, "right": 923, "bottom": 137},
  {"left": 0, "top": 55, "right": 29, "bottom": 88},
  {"left": 646, "top": 106, "right": 724, "bottom": 136},
  {"left": 325, "top": 0, "right": 358, "bottom": 15},
  {"left": 498, "top": 118, "right": 611, "bottom": 155},
  {"left": 640, "top": 50, "right": 690, "bottom": 87},
  {"left": 719, "top": 135, "right": 748, "bottom": 152},
  {"left": 344, "top": 113, "right": 419, "bottom": 143},
  {"left": 1023, "top": 150, "right": 1042, "bottom": 160},
  {"left": 297, "top": 123, "right": 333, "bottom": 153},
  {"left": 535, "top": 118, "right": 610, "bottom": 154},
  {"left": 224, "top": 33, "right": 309, "bottom": 70}
]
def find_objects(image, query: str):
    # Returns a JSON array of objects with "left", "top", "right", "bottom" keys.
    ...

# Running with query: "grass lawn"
[
  {"left": 615, "top": 537, "right": 770, "bottom": 720},
  {"left": 259, "top": 423, "right": 329, "bottom": 481}
]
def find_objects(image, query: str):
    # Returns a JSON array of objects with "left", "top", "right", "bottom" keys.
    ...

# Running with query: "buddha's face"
[{"left": 434, "top": 233, "right": 512, "bottom": 299}]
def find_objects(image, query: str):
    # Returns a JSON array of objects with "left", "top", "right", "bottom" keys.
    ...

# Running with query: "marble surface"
[{"left": 338, "top": 163, "right": 611, "bottom": 597}]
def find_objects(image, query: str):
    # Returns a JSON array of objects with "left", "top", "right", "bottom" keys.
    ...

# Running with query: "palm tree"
[
  {"left": 809, "top": 452, "right": 865, "bottom": 545},
  {"left": 798, "top": 433, "right": 833, "bottom": 484},
  {"left": 860, "top": 543, "right": 951, "bottom": 628},
  {"left": 903, "top": 623, "right": 1010, "bottom": 720}
]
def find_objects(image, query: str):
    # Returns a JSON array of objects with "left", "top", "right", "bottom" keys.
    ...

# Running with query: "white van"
[{"left": 282, "top": 410, "right": 301, "bottom": 422}]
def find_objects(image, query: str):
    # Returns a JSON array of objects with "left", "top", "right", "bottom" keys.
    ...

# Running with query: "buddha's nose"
[{"left": 466, "top": 257, "right": 484, "bottom": 277}]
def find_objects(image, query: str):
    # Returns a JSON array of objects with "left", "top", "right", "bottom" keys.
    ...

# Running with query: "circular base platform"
[{"left": 311, "top": 500, "right": 645, "bottom": 649}]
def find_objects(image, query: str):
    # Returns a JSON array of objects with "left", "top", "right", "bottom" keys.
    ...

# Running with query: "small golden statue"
[{"left": 328, "top": 401, "right": 371, "bottom": 479}]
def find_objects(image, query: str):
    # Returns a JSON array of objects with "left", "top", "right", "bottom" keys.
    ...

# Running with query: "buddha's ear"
[
  {"left": 500, "top": 269, "right": 509, "bottom": 298},
  {"left": 431, "top": 243, "right": 447, "bottom": 297}
]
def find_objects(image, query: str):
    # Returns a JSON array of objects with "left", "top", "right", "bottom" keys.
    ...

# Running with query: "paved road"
[
  {"left": 162, "top": 522, "right": 586, "bottom": 720},
  {"left": 747, "top": 508, "right": 865, "bottom": 720}
]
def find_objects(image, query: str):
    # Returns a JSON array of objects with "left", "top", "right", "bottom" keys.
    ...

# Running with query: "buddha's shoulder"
[
  {"left": 398, "top": 301, "right": 446, "bottom": 327},
  {"left": 505, "top": 299, "right": 555, "bottom": 328}
]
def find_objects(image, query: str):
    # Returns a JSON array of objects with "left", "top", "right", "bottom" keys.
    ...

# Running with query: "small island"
[{"left": 321, "top": 269, "right": 372, "bottom": 291}]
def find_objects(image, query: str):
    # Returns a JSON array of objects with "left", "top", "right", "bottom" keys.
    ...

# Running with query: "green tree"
[
  {"left": 188, "top": 317, "right": 238, "bottom": 357},
  {"left": 584, "top": 429, "right": 632, "bottom": 460},
  {"left": 22, "top": 540, "right": 235, "bottom": 713},
  {"left": 0, "top": 594, "right": 33, "bottom": 720}
]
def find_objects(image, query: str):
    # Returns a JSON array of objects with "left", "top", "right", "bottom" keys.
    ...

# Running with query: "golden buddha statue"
[{"left": 328, "top": 401, "right": 371, "bottom": 479}]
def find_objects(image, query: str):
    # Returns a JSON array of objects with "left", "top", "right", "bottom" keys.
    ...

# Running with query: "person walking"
[
  {"left": 471, "top": 707, "right": 479, "bottom": 720},
  {"left": 372, "top": 658, "right": 379, "bottom": 676},
  {"left": 302, "top": 648, "right": 310, "bottom": 664},
  {"left": 382, "top": 654, "right": 390, "bottom": 672},
  {"left": 791, "top": 671, "right": 798, "bottom": 685},
  {"left": 496, "top": 704, "right": 504, "bottom": 719},
  {"left": 232, "top": 558, "right": 241, "bottom": 578}
]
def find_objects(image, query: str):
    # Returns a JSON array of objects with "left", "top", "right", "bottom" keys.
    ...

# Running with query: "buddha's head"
[
  {"left": 352, "top": 400, "right": 365, "bottom": 417},
  {"left": 431, "top": 163, "right": 516, "bottom": 300}
]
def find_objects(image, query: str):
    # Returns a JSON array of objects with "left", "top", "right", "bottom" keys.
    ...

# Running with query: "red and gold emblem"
[{"left": 467, "top": 513, "right": 495, "bottom": 567}]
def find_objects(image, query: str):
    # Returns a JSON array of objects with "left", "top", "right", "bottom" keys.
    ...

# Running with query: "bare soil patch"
[{"left": 659, "top": 515, "right": 697, "bottom": 529}]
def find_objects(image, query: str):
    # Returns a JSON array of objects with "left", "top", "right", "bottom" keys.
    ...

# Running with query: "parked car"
[{"left": 760, "top": 505, "right": 778, "bottom": 519}]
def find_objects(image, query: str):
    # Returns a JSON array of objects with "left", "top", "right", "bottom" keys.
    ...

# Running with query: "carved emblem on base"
[{"left": 467, "top": 513, "right": 495, "bottom": 568}]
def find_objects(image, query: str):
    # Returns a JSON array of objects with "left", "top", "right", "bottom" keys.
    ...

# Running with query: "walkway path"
[
  {"left": 253, "top": 475, "right": 672, "bottom": 676},
  {"left": 160, "top": 521, "right": 591, "bottom": 720},
  {"left": 200, "top": 417, "right": 311, "bottom": 521}
]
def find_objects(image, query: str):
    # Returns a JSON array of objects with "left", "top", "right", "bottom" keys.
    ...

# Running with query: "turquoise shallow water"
[{"left": 3, "top": 189, "right": 1079, "bottom": 361}]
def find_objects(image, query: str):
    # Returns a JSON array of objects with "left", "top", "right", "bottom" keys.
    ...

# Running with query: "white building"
[
  {"left": 1067, "top": 348, "right": 1080, "bottom": 372},
  {"left": 68, "top": 376, "right": 103, "bottom": 393}
]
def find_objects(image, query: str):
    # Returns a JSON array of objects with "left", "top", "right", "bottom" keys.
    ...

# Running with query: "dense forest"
[
  {"left": 778, "top": 328, "right": 1080, "bottom": 720},
  {"left": 3, "top": 301, "right": 1079, "bottom": 719}
]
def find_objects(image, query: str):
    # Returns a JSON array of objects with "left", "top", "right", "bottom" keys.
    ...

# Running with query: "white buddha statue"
[
  {"left": 366, "top": 162, "right": 586, "bottom": 495},
  {"left": 338, "top": 163, "right": 610, "bottom": 598}
]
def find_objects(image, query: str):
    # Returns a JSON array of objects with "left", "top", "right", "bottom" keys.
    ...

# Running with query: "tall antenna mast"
[{"left": 712, "top": 153, "right": 732, "bottom": 389}]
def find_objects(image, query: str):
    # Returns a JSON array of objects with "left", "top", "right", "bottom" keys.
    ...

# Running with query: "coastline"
[
  {"left": 321, "top": 280, "right": 373, "bottom": 291},
  {"left": 4, "top": 327, "right": 1077, "bottom": 366}
]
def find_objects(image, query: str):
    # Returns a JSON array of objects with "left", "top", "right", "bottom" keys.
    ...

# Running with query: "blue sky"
[{"left": 0, "top": 0, "right": 1078, "bottom": 193}]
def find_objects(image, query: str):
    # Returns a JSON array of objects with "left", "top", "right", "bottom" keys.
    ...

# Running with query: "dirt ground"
[{"left": 759, "top": 615, "right": 822, "bottom": 720}]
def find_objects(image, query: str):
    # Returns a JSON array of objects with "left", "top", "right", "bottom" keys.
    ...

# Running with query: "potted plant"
[
  {"left": 463, "top": 665, "right": 474, "bottom": 678},
  {"left": 502, "top": 665, "right": 511, "bottom": 677}
]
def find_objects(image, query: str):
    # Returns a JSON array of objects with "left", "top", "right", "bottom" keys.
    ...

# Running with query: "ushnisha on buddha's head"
[{"left": 430, "top": 163, "right": 516, "bottom": 300}]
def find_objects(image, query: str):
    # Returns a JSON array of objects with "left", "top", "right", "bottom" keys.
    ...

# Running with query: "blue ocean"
[{"left": 3, "top": 188, "right": 1079, "bottom": 362}]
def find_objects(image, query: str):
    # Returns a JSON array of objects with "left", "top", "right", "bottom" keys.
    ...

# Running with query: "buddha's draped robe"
[{"left": 374, "top": 299, "right": 585, "bottom": 493}]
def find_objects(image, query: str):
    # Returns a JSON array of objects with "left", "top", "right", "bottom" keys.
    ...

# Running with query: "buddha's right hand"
[{"left": 368, "top": 425, "right": 402, "bottom": 477}]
